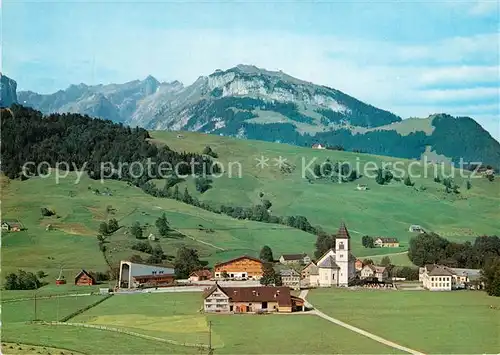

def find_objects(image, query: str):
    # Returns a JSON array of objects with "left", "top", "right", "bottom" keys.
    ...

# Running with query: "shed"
[{"left": 74, "top": 269, "right": 97, "bottom": 286}]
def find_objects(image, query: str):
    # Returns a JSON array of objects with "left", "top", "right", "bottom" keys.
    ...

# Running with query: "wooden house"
[
  {"left": 188, "top": 269, "right": 212, "bottom": 282},
  {"left": 74, "top": 270, "right": 96, "bottom": 286},
  {"left": 203, "top": 284, "right": 304, "bottom": 313},
  {"left": 214, "top": 256, "right": 264, "bottom": 280},
  {"left": 360, "top": 264, "right": 388, "bottom": 282},
  {"left": 279, "top": 269, "right": 301, "bottom": 290}
]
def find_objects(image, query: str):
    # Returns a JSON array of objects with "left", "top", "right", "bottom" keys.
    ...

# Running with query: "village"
[{"left": 56, "top": 222, "right": 486, "bottom": 315}]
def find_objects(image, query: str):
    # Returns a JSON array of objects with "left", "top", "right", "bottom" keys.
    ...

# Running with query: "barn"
[{"left": 74, "top": 270, "right": 96, "bottom": 286}]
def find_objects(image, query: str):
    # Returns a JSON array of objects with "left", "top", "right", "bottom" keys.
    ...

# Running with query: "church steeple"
[{"left": 336, "top": 221, "right": 350, "bottom": 239}]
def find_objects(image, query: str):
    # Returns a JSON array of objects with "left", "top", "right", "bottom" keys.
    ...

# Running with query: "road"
[{"left": 299, "top": 290, "right": 425, "bottom": 355}]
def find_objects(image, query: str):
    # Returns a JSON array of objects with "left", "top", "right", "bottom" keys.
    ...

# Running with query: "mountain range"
[{"left": 6, "top": 65, "right": 500, "bottom": 167}]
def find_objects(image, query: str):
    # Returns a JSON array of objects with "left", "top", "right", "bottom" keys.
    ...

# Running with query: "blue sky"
[{"left": 2, "top": 0, "right": 499, "bottom": 140}]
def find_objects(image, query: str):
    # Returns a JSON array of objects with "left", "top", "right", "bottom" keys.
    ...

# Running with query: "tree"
[
  {"left": 40, "top": 207, "right": 55, "bottom": 217},
  {"left": 195, "top": 177, "right": 212, "bottom": 193},
  {"left": 174, "top": 247, "right": 203, "bottom": 279},
  {"left": 202, "top": 146, "right": 218, "bottom": 158},
  {"left": 260, "top": 262, "right": 280, "bottom": 286},
  {"left": 375, "top": 168, "right": 386, "bottom": 185},
  {"left": 362, "top": 235, "right": 375, "bottom": 248},
  {"left": 262, "top": 199, "right": 272, "bottom": 210},
  {"left": 108, "top": 218, "right": 119, "bottom": 233},
  {"left": 182, "top": 187, "right": 193, "bottom": 204},
  {"left": 172, "top": 185, "right": 180, "bottom": 200},
  {"left": 434, "top": 176, "right": 441, "bottom": 183},
  {"left": 155, "top": 213, "right": 171, "bottom": 237},
  {"left": 380, "top": 256, "right": 392, "bottom": 266},
  {"left": 36, "top": 270, "right": 48, "bottom": 279},
  {"left": 466, "top": 180, "right": 472, "bottom": 190},
  {"left": 98, "top": 222, "right": 109, "bottom": 236},
  {"left": 408, "top": 232, "right": 450, "bottom": 266},
  {"left": 129, "top": 254, "right": 143, "bottom": 263},
  {"left": 404, "top": 176, "right": 414, "bottom": 186},
  {"left": 131, "top": 241, "right": 153, "bottom": 254},
  {"left": 487, "top": 174, "right": 495, "bottom": 182},
  {"left": 259, "top": 245, "right": 274, "bottom": 263},
  {"left": 481, "top": 257, "right": 500, "bottom": 297},
  {"left": 4, "top": 269, "right": 43, "bottom": 290},
  {"left": 147, "top": 245, "right": 166, "bottom": 264},
  {"left": 130, "top": 222, "right": 143, "bottom": 239},
  {"left": 314, "top": 232, "right": 335, "bottom": 259},
  {"left": 362, "top": 258, "right": 374, "bottom": 265}
]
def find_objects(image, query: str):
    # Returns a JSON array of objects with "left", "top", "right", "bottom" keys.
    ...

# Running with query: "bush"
[
  {"left": 40, "top": 207, "right": 55, "bottom": 217},
  {"left": 131, "top": 241, "right": 153, "bottom": 254},
  {"left": 4, "top": 270, "right": 46, "bottom": 290}
]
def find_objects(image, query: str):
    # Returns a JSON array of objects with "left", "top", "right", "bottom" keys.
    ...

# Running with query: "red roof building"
[{"left": 74, "top": 270, "right": 96, "bottom": 286}]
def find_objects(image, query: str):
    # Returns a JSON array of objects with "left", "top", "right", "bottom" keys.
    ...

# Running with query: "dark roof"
[
  {"left": 279, "top": 269, "right": 300, "bottom": 277},
  {"left": 336, "top": 222, "right": 350, "bottom": 239},
  {"left": 74, "top": 269, "right": 96, "bottom": 283},
  {"left": 375, "top": 237, "right": 399, "bottom": 243},
  {"left": 366, "top": 265, "right": 386, "bottom": 273},
  {"left": 205, "top": 285, "right": 294, "bottom": 307},
  {"left": 190, "top": 269, "right": 212, "bottom": 278},
  {"left": 280, "top": 253, "right": 307, "bottom": 261},
  {"left": 214, "top": 255, "right": 263, "bottom": 268}
]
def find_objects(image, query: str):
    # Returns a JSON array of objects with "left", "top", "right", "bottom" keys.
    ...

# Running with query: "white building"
[
  {"left": 419, "top": 264, "right": 455, "bottom": 291},
  {"left": 301, "top": 262, "right": 319, "bottom": 288},
  {"left": 316, "top": 222, "right": 356, "bottom": 287}
]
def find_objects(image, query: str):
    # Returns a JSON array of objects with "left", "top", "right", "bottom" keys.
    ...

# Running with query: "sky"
[{"left": 2, "top": 0, "right": 499, "bottom": 140}]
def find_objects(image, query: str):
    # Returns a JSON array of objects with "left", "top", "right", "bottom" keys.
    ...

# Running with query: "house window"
[{"left": 339, "top": 242, "right": 345, "bottom": 250}]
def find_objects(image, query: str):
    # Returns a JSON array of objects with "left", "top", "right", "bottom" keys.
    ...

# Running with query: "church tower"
[{"left": 335, "top": 221, "right": 351, "bottom": 286}]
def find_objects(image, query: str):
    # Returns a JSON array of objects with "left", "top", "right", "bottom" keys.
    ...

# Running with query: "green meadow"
[
  {"left": 308, "top": 288, "right": 500, "bottom": 354},
  {"left": 2, "top": 131, "right": 499, "bottom": 287}
]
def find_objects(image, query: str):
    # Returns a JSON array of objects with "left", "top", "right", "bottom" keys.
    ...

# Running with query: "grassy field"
[
  {"left": 308, "top": 288, "right": 500, "bottom": 354},
  {"left": 71, "top": 292, "right": 400, "bottom": 354},
  {"left": 2, "top": 342, "right": 84, "bottom": 355},
  {"left": 2, "top": 130, "right": 499, "bottom": 291}
]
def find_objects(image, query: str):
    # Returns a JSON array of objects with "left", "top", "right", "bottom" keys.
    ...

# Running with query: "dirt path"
[
  {"left": 361, "top": 251, "right": 408, "bottom": 259},
  {"left": 299, "top": 290, "right": 425, "bottom": 355}
]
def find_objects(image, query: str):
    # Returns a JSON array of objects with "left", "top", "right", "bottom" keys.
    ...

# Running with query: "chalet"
[
  {"left": 356, "top": 184, "right": 368, "bottom": 191},
  {"left": 279, "top": 269, "right": 301, "bottom": 290},
  {"left": 1, "top": 220, "right": 23, "bottom": 232},
  {"left": 354, "top": 259, "right": 364, "bottom": 271},
  {"left": 301, "top": 262, "right": 319, "bottom": 287},
  {"left": 311, "top": 143, "right": 326, "bottom": 150},
  {"left": 118, "top": 260, "right": 175, "bottom": 289},
  {"left": 214, "top": 256, "right": 264, "bottom": 280},
  {"left": 188, "top": 269, "right": 212, "bottom": 282},
  {"left": 374, "top": 237, "right": 400, "bottom": 248},
  {"left": 203, "top": 284, "right": 305, "bottom": 313},
  {"left": 360, "top": 264, "right": 388, "bottom": 282},
  {"left": 74, "top": 270, "right": 96, "bottom": 286},
  {"left": 279, "top": 253, "right": 311, "bottom": 265}
]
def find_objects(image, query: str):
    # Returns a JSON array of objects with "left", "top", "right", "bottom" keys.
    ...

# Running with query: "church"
[{"left": 317, "top": 222, "right": 356, "bottom": 287}]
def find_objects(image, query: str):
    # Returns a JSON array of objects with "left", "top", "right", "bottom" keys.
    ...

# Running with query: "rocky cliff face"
[{"left": 0, "top": 74, "right": 18, "bottom": 107}]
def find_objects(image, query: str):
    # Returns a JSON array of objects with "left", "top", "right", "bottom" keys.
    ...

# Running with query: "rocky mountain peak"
[{"left": 0, "top": 73, "right": 18, "bottom": 107}]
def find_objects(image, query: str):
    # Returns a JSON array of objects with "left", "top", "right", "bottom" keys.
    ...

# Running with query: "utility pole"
[
  {"left": 208, "top": 320, "right": 213, "bottom": 355},
  {"left": 33, "top": 292, "right": 37, "bottom": 320}
]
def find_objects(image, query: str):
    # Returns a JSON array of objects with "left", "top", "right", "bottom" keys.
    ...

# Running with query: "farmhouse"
[
  {"left": 279, "top": 253, "right": 311, "bottom": 265},
  {"left": 203, "top": 284, "right": 305, "bottom": 313},
  {"left": 1, "top": 220, "right": 22, "bottom": 232},
  {"left": 360, "top": 265, "right": 389, "bottom": 282},
  {"left": 118, "top": 261, "right": 175, "bottom": 289},
  {"left": 279, "top": 269, "right": 301, "bottom": 290},
  {"left": 214, "top": 256, "right": 264, "bottom": 280},
  {"left": 374, "top": 237, "right": 400, "bottom": 248},
  {"left": 316, "top": 222, "right": 356, "bottom": 287},
  {"left": 301, "top": 262, "right": 319, "bottom": 287},
  {"left": 188, "top": 269, "right": 212, "bottom": 282},
  {"left": 74, "top": 270, "right": 96, "bottom": 286}
]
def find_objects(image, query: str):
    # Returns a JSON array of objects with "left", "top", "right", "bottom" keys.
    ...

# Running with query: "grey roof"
[
  {"left": 318, "top": 256, "right": 340, "bottom": 269},
  {"left": 125, "top": 261, "right": 175, "bottom": 277}
]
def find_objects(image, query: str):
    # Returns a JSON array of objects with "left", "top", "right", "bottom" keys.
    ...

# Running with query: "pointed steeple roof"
[{"left": 336, "top": 221, "right": 350, "bottom": 239}]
